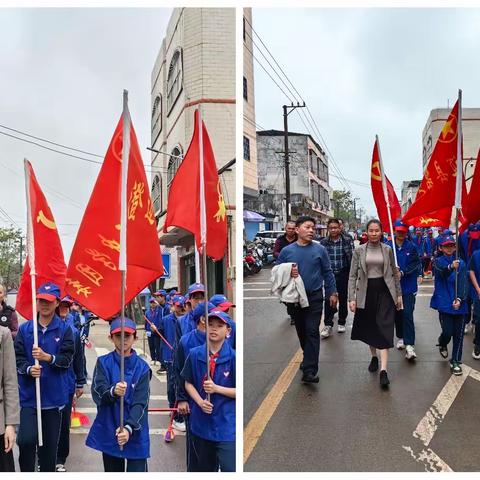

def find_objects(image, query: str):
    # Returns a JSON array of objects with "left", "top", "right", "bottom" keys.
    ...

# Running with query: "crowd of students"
[{"left": 0, "top": 281, "right": 236, "bottom": 473}]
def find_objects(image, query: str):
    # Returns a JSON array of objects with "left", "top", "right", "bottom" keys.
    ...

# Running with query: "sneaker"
[
  {"left": 379, "top": 370, "right": 390, "bottom": 388},
  {"left": 450, "top": 361, "right": 463, "bottom": 376},
  {"left": 405, "top": 345, "right": 417, "bottom": 360},
  {"left": 337, "top": 324, "right": 346, "bottom": 333},
  {"left": 396, "top": 339, "right": 405, "bottom": 350},
  {"left": 368, "top": 356, "right": 379, "bottom": 372},
  {"left": 472, "top": 346, "right": 480, "bottom": 360},
  {"left": 156, "top": 368, "right": 167, "bottom": 375},
  {"left": 150, "top": 360, "right": 156, "bottom": 366},
  {"left": 437, "top": 343, "right": 448, "bottom": 359},
  {"left": 55, "top": 464, "right": 66, "bottom": 472},
  {"left": 464, "top": 323, "right": 473, "bottom": 334},
  {"left": 320, "top": 326, "right": 332, "bottom": 338},
  {"left": 290, "top": 317, "right": 295, "bottom": 325},
  {"left": 172, "top": 420, "right": 186, "bottom": 432},
  {"left": 301, "top": 373, "right": 319, "bottom": 383}
]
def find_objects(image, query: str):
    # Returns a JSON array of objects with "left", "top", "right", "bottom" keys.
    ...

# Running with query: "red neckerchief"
[{"left": 204, "top": 352, "right": 220, "bottom": 383}]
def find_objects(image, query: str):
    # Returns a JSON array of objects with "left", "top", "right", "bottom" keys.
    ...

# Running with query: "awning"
[{"left": 243, "top": 210, "right": 265, "bottom": 222}]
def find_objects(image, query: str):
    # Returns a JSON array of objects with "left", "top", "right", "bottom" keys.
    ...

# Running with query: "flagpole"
[
  {"left": 455, "top": 89, "right": 463, "bottom": 300},
  {"left": 119, "top": 89, "right": 130, "bottom": 448},
  {"left": 376, "top": 136, "right": 399, "bottom": 268},
  {"left": 24, "top": 159, "right": 43, "bottom": 447},
  {"left": 198, "top": 106, "right": 211, "bottom": 399}
]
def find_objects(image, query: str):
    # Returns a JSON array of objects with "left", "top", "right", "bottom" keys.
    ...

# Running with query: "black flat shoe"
[
  {"left": 368, "top": 356, "right": 379, "bottom": 372},
  {"left": 379, "top": 370, "right": 390, "bottom": 388},
  {"left": 299, "top": 362, "right": 304, "bottom": 371},
  {"left": 301, "top": 373, "right": 319, "bottom": 383}
]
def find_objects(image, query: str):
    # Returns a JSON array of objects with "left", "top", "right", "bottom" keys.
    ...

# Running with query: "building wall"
[
  {"left": 151, "top": 7, "right": 236, "bottom": 298},
  {"left": 422, "top": 107, "right": 480, "bottom": 190},
  {"left": 243, "top": 8, "right": 259, "bottom": 197}
]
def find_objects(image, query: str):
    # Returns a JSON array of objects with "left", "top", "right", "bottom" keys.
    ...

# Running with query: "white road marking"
[
  {"left": 75, "top": 407, "right": 172, "bottom": 415},
  {"left": 70, "top": 428, "right": 185, "bottom": 436},
  {"left": 402, "top": 445, "right": 453, "bottom": 472},
  {"left": 416, "top": 294, "right": 432, "bottom": 297},
  {"left": 418, "top": 285, "right": 434, "bottom": 288},
  {"left": 244, "top": 282, "right": 271, "bottom": 285},
  {"left": 244, "top": 297, "right": 278, "bottom": 300},
  {"left": 244, "top": 288, "right": 271, "bottom": 291},
  {"left": 80, "top": 393, "right": 167, "bottom": 401}
]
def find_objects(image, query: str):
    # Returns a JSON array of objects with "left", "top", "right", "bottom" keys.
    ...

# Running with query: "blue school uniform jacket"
[
  {"left": 174, "top": 329, "right": 206, "bottom": 403},
  {"left": 64, "top": 320, "right": 86, "bottom": 396},
  {"left": 388, "top": 239, "right": 421, "bottom": 295},
  {"left": 144, "top": 307, "right": 156, "bottom": 334},
  {"left": 15, "top": 314, "right": 75, "bottom": 408},
  {"left": 71, "top": 310, "right": 91, "bottom": 338},
  {"left": 430, "top": 255, "right": 468, "bottom": 315},
  {"left": 412, "top": 236, "right": 426, "bottom": 257},
  {"left": 159, "top": 313, "right": 177, "bottom": 363},
  {"left": 86, "top": 350, "right": 151, "bottom": 460},
  {"left": 468, "top": 250, "right": 480, "bottom": 300},
  {"left": 176, "top": 311, "right": 196, "bottom": 342},
  {"left": 181, "top": 341, "right": 236, "bottom": 442}
]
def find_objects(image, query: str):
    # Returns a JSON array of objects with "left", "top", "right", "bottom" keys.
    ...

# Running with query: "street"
[
  {"left": 13, "top": 320, "right": 186, "bottom": 472},
  {"left": 244, "top": 266, "right": 480, "bottom": 472}
]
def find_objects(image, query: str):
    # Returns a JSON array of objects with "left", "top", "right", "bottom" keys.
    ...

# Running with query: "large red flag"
[
  {"left": 404, "top": 207, "right": 453, "bottom": 228},
  {"left": 462, "top": 149, "right": 480, "bottom": 228},
  {"left": 65, "top": 113, "right": 163, "bottom": 319},
  {"left": 16, "top": 161, "right": 67, "bottom": 320},
  {"left": 403, "top": 100, "right": 461, "bottom": 225},
  {"left": 370, "top": 139, "right": 401, "bottom": 233},
  {"left": 163, "top": 109, "right": 227, "bottom": 261}
]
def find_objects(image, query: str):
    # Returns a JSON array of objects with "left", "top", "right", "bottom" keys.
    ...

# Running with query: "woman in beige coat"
[
  {"left": 348, "top": 219, "right": 402, "bottom": 388},
  {"left": 0, "top": 325, "right": 20, "bottom": 471}
]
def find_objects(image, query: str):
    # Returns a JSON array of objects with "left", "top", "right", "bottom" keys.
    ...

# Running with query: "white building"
[{"left": 150, "top": 8, "right": 235, "bottom": 299}]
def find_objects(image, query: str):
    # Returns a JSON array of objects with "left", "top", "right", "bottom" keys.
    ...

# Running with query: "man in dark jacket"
[
  {"left": 273, "top": 222, "right": 297, "bottom": 259},
  {"left": 320, "top": 218, "right": 353, "bottom": 338}
]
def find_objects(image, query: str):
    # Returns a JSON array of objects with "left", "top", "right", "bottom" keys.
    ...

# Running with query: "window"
[
  {"left": 151, "top": 95, "right": 162, "bottom": 143},
  {"left": 167, "top": 49, "right": 183, "bottom": 113},
  {"left": 243, "top": 76, "right": 248, "bottom": 101},
  {"left": 151, "top": 174, "right": 162, "bottom": 214},
  {"left": 243, "top": 136, "right": 251, "bottom": 161},
  {"left": 167, "top": 146, "right": 183, "bottom": 191}
]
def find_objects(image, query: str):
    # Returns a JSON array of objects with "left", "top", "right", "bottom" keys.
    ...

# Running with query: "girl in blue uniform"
[
  {"left": 431, "top": 235, "right": 468, "bottom": 375},
  {"left": 182, "top": 310, "right": 236, "bottom": 472},
  {"left": 86, "top": 317, "right": 151, "bottom": 472}
]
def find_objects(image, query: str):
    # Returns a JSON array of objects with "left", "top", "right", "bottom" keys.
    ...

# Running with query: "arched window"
[
  {"left": 167, "top": 146, "right": 183, "bottom": 191},
  {"left": 167, "top": 49, "right": 183, "bottom": 113},
  {"left": 151, "top": 95, "right": 162, "bottom": 143},
  {"left": 151, "top": 174, "right": 162, "bottom": 214}
]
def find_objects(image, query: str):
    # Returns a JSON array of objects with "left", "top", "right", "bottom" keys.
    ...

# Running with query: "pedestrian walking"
[
  {"left": 0, "top": 325, "right": 20, "bottom": 472},
  {"left": 154, "top": 290, "right": 170, "bottom": 374},
  {"left": 320, "top": 218, "right": 354, "bottom": 338},
  {"left": 431, "top": 235, "right": 468, "bottom": 375},
  {"left": 0, "top": 284, "right": 18, "bottom": 339},
  {"left": 468, "top": 248, "right": 480, "bottom": 360},
  {"left": 145, "top": 297, "right": 161, "bottom": 367},
  {"left": 70, "top": 302, "right": 91, "bottom": 379},
  {"left": 348, "top": 219, "right": 402, "bottom": 388},
  {"left": 388, "top": 220, "right": 422, "bottom": 360},
  {"left": 182, "top": 310, "right": 236, "bottom": 472},
  {"left": 277, "top": 216, "right": 338, "bottom": 383},
  {"left": 86, "top": 317, "right": 151, "bottom": 472},
  {"left": 15, "top": 282, "right": 75, "bottom": 472},
  {"left": 176, "top": 283, "right": 206, "bottom": 341}
]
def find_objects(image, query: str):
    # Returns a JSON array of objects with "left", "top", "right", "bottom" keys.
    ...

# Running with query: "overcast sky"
[
  {"left": 251, "top": 8, "right": 480, "bottom": 220},
  {"left": 0, "top": 8, "right": 172, "bottom": 260}
]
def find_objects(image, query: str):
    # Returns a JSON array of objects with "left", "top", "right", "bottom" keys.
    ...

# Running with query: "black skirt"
[{"left": 351, "top": 277, "right": 395, "bottom": 349}]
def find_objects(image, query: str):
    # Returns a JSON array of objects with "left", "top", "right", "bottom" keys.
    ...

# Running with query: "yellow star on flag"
[{"left": 441, "top": 118, "right": 455, "bottom": 140}]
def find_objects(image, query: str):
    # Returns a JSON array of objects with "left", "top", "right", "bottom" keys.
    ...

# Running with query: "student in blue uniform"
[
  {"left": 154, "top": 290, "right": 170, "bottom": 374},
  {"left": 160, "top": 294, "right": 186, "bottom": 431},
  {"left": 412, "top": 228, "right": 425, "bottom": 258},
  {"left": 468, "top": 248, "right": 480, "bottom": 360},
  {"left": 56, "top": 296, "right": 86, "bottom": 472},
  {"left": 145, "top": 297, "right": 160, "bottom": 367},
  {"left": 70, "top": 301, "right": 91, "bottom": 379},
  {"left": 86, "top": 317, "right": 151, "bottom": 472},
  {"left": 209, "top": 294, "right": 236, "bottom": 350},
  {"left": 431, "top": 235, "right": 468, "bottom": 375},
  {"left": 14, "top": 282, "right": 75, "bottom": 472},
  {"left": 182, "top": 310, "right": 236, "bottom": 472},
  {"left": 176, "top": 283, "right": 206, "bottom": 342},
  {"left": 388, "top": 220, "right": 422, "bottom": 360}
]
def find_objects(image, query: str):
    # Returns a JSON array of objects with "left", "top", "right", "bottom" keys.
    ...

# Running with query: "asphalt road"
[
  {"left": 13, "top": 320, "right": 186, "bottom": 472},
  {"left": 244, "top": 266, "right": 480, "bottom": 472}
]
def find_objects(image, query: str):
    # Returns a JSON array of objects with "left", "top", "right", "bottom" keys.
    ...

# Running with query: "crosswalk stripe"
[
  {"left": 70, "top": 428, "right": 186, "bottom": 436},
  {"left": 80, "top": 393, "right": 168, "bottom": 401},
  {"left": 76, "top": 407, "right": 173, "bottom": 415}
]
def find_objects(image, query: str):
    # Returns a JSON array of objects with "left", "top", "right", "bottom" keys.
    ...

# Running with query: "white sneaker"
[
  {"left": 56, "top": 464, "right": 66, "bottom": 472},
  {"left": 464, "top": 323, "right": 473, "bottom": 334},
  {"left": 320, "top": 326, "right": 332, "bottom": 338},
  {"left": 405, "top": 345, "right": 417, "bottom": 360},
  {"left": 172, "top": 420, "right": 186, "bottom": 432},
  {"left": 396, "top": 339, "right": 405, "bottom": 350},
  {"left": 337, "top": 324, "right": 346, "bottom": 333}
]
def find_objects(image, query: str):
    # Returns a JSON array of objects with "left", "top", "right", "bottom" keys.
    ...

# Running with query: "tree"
[
  {"left": 0, "top": 227, "right": 24, "bottom": 289},
  {"left": 331, "top": 190, "right": 355, "bottom": 226}
]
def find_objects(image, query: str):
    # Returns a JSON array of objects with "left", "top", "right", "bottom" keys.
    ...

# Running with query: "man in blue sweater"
[{"left": 277, "top": 216, "right": 337, "bottom": 383}]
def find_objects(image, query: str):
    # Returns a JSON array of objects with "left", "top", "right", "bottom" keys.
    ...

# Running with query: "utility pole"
[{"left": 283, "top": 102, "right": 306, "bottom": 222}]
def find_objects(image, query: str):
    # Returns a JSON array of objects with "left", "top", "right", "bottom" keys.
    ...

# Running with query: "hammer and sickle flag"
[
  {"left": 370, "top": 138, "right": 401, "bottom": 233},
  {"left": 403, "top": 99, "right": 466, "bottom": 226},
  {"left": 164, "top": 109, "right": 227, "bottom": 261},
  {"left": 16, "top": 160, "right": 67, "bottom": 320}
]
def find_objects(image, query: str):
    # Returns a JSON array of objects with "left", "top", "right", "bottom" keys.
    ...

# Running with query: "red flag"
[
  {"left": 16, "top": 161, "right": 67, "bottom": 320},
  {"left": 65, "top": 114, "right": 163, "bottom": 319},
  {"left": 163, "top": 109, "right": 227, "bottom": 261},
  {"left": 459, "top": 149, "right": 480, "bottom": 232},
  {"left": 404, "top": 207, "right": 453, "bottom": 228},
  {"left": 403, "top": 100, "right": 461, "bottom": 225},
  {"left": 370, "top": 139, "right": 401, "bottom": 233}
]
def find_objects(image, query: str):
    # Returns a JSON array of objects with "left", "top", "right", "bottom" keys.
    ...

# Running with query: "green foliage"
[{"left": 0, "top": 227, "right": 24, "bottom": 289}]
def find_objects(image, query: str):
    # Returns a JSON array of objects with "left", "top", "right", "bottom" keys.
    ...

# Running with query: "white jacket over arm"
[{"left": 270, "top": 263, "right": 309, "bottom": 308}]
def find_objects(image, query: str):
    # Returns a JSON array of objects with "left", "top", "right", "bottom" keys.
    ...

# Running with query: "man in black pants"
[
  {"left": 277, "top": 216, "right": 337, "bottom": 383},
  {"left": 320, "top": 218, "right": 353, "bottom": 338}
]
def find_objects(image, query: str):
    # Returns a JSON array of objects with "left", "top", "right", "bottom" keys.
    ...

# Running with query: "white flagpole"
[
  {"left": 24, "top": 159, "right": 43, "bottom": 447},
  {"left": 455, "top": 89, "right": 463, "bottom": 299},
  {"left": 376, "top": 136, "right": 399, "bottom": 269},
  {"left": 198, "top": 106, "right": 211, "bottom": 396},
  {"left": 119, "top": 89, "right": 130, "bottom": 446}
]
